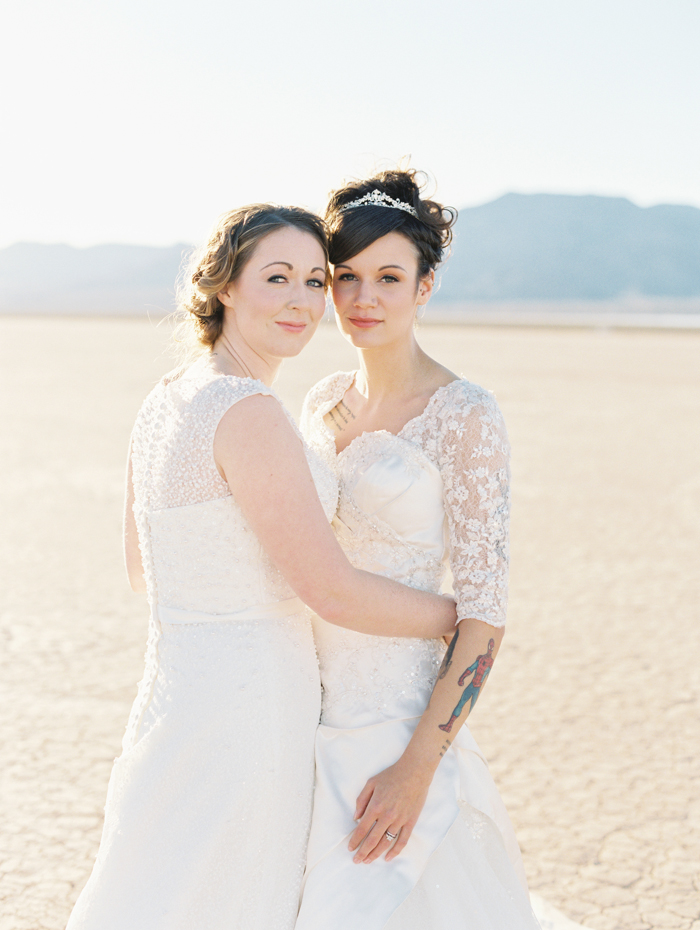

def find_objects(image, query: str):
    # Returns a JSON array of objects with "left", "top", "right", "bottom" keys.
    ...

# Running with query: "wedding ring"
[{"left": 385, "top": 830, "right": 398, "bottom": 841}]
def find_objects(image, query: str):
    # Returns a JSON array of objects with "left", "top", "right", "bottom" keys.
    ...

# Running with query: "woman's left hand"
[{"left": 348, "top": 756, "right": 433, "bottom": 863}]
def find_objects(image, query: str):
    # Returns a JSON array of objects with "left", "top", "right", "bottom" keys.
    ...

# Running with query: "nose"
[
  {"left": 287, "top": 279, "right": 311, "bottom": 313},
  {"left": 354, "top": 280, "right": 377, "bottom": 310}
]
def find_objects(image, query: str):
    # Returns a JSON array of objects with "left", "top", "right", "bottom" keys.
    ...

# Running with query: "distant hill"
[
  {"left": 1, "top": 193, "right": 699, "bottom": 314},
  {"left": 0, "top": 242, "right": 188, "bottom": 314},
  {"left": 436, "top": 193, "right": 700, "bottom": 301}
]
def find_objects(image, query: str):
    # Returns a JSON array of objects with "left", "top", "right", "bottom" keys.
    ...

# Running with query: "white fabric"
[
  {"left": 297, "top": 372, "right": 540, "bottom": 930},
  {"left": 303, "top": 370, "right": 510, "bottom": 627},
  {"left": 67, "top": 356, "right": 338, "bottom": 930}
]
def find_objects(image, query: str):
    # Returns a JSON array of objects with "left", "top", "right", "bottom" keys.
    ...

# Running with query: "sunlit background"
[
  {"left": 1, "top": 0, "right": 699, "bottom": 248},
  {"left": 1, "top": 3, "right": 700, "bottom": 930}
]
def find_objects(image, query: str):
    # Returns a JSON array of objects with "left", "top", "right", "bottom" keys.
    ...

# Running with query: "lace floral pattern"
[
  {"left": 302, "top": 370, "right": 510, "bottom": 627},
  {"left": 123, "top": 356, "right": 338, "bottom": 749},
  {"left": 302, "top": 370, "right": 509, "bottom": 726},
  {"left": 311, "top": 622, "right": 446, "bottom": 726}
]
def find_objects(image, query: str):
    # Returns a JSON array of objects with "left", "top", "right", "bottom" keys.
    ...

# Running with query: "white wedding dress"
[
  {"left": 67, "top": 356, "right": 338, "bottom": 930},
  {"left": 297, "top": 371, "right": 541, "bottom": 930}
]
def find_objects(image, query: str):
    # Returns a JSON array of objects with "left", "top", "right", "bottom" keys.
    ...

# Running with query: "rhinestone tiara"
[{"left": 337, "top": 189, "right": 418, "bottom": 218}]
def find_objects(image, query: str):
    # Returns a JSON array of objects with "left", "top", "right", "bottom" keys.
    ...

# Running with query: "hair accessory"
[{"left": 338, "top": 189, "right": 418, "bottom": 218}]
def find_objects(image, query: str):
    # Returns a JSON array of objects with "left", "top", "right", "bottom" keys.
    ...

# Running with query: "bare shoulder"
[{"left": 215, "top": 391, "right": 294, "bottom": 442}]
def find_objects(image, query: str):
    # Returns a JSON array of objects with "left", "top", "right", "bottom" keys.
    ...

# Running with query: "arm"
[
  {"left": 348, "top": 619, "right": 504, "bottom": 862},
  {"left": 123, "top": 446, "right": 147, "bottom": 594},
  {"left": 214, "top": 394, "right": 456, "bottom": 639},
  {"left": 348, "top": 392, "right": 511, "bottom": 861}
]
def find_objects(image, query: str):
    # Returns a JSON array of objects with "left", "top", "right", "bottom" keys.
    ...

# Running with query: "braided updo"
[
  {"left": 325, "top": 169, "right": 457, "bottom": 278},
  {"left": 177, "top": 204, "right": 329, "bottom": 349}
]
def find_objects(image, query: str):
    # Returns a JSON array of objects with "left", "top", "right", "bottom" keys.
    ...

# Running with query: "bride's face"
[
  {"left": 331, "top": 232, "right": 433, "bottom": 348},
  {"left": 218, "top": 226, "right": 327, "bottom": 359}
]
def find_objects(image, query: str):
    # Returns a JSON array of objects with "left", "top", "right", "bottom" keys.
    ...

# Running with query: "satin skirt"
[
  {"left": 67, "top": 598, "right": 321, "bottom": 930},
  {"left": 296, "top": 715, "right": 541, "bottom": 930}
]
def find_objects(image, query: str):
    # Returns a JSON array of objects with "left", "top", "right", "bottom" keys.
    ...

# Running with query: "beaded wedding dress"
[
  {"left": 297, "top": 371, "right": 541, "bottom": 930},
  {"left": 67, "top": 355, "right": 338, "bottom": 930}
]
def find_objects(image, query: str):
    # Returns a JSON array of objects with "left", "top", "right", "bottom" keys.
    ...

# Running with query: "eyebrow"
[
  {"left": 334, "top": 263, "right": 406, "bottom": 272},
  {"left": 261, "top": 261, "right": 325, "bottom": 274}
]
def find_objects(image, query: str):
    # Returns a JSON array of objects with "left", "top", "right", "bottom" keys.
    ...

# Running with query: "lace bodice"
[
  {"left": 301, "top": 371, "right": 510, "bottom": 727},
  {"left": 130, "top": 355, "right": 338, "bottom": 614}
]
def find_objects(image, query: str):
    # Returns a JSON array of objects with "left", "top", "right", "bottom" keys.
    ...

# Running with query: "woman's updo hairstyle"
[
  {"left": 177, "top": 204, "right": 329, "bottom": 349},
  {"left": 325, "top": 169, "right": 457, "bottom": 279}
]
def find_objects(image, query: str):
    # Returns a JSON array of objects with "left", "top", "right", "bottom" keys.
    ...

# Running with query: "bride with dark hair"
[{"left": 297, "top": 169, "right": 542, "bottom": 929}]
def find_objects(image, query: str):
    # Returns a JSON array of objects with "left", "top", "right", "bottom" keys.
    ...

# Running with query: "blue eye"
[
  {"left": 307, "top": 278, "right": 324, "bottom": 288},
  {"left": 337, "top": 273, "right": 356, "bottom": 282},
  {"left": 268, "top": 274, "right": 287, "bottom": 283}
]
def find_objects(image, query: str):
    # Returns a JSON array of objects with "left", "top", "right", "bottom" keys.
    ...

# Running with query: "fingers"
[
  {"left": 352, "top": 816, "right": 417, "bottom": 864},
  {"left": 385, "top": 822, "right": 414, "bottom": 862},
  {"left": 347, "top": 815, "right": 375, "bottom": 853},
  {"left": 352, "top": 819, "right": 397, "bottom": 864},
  {"left": 359, "top": 826, "right": 401, "bottom": 864}
]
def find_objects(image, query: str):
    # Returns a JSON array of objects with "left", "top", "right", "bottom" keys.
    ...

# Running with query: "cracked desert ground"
[{"left": 0, "top": 317, "right": 698, "bottom": 930}]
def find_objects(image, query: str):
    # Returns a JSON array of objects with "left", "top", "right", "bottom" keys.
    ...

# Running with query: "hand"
[{"left": 348, "top": 757, "right": 432, "bottom": 864}]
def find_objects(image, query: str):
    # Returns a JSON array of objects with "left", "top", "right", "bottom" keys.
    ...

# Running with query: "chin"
[
  {"left": 271, "top": 330, "right": 316, "bottom": 358},
  {"left": 341, "top": 327, "right": 390, "bottom": 349}
]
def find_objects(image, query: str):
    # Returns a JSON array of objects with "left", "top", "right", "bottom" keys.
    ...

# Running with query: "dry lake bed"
[{"left": 0, "top": 317, "right": 698, "bottom": 930}]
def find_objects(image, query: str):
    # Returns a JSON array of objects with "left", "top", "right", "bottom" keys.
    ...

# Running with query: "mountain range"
[
  {"left": 1, "top": 193, "right": 699, "bottom": 314},
  {"left": 437, "top": 193, "right": 700, "bottom": 302}
]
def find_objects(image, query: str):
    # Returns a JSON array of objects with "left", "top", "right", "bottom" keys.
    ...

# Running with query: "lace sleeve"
[
  {"left": 300, "top": 371, "right": 352, "bottom": 454},
  {"left": 299, "top": 381, "right": 323, "bottom": 440},
  {"left": 437, "top": 384, "right": 510, "bottom": 627}
]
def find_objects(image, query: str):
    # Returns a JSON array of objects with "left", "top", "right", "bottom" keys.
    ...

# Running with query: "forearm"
[
  {"left": 400, "top": 618, "right": 505, "bottom": 777},
  {"left": 316, "top": 568, "right": 457, "bottom": 639}
]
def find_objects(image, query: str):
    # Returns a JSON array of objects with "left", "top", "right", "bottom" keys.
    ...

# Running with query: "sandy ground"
[{"left": 0, "top": 317, "right": 698, "bottom": 930}]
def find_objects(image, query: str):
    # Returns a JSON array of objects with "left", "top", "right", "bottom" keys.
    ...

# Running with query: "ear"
[
  {"left": 217, "top": 283, "right": 236, "bottom": 310},
  {"left": 417, "top": 269, "right": 435, "bottom": 306}
]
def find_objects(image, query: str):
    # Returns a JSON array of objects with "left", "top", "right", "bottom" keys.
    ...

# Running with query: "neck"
[
  {"left": 355, "top": 332, "right": 430, "bottom": 400},
  {"left": 211, "top": 319, "right": 281, "bottom": 387}
]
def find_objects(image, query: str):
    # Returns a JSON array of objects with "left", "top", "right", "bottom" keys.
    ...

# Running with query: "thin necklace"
[{"left": 215, "top": 333, "right": 255, "bottom": 380}]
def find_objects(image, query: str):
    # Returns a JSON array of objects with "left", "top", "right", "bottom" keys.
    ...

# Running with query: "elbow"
[
  {"left": 299, "top": 588, "right": 348, "bottom": 626},
  {"left": 294, "top": 571, "right": 355, "bottom": 627},
  {"left": 126, "top": 567, "right": 147, "bottom": 594}
]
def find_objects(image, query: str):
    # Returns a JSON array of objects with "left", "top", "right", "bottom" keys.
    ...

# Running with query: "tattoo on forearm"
[
  {"left": 438, "top": 638, "right": 495, "bottom": 733},
  {"left": 439, "top": 736, "right": 452, "bottom": 758},
  {"left": 438, "top": 627, "right": 459, "bottom": 679}
]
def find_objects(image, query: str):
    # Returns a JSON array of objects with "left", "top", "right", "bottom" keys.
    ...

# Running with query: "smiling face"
[
  {"left": 217, "top": 225, "right": 327, "bottom": 361},
  {"left": 331, "top": 231, "right": 433, "bottom": 348}
]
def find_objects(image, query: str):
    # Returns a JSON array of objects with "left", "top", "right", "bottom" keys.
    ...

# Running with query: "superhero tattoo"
[{"left": 438, "top": 638, "right": 495, "bottom": 733}]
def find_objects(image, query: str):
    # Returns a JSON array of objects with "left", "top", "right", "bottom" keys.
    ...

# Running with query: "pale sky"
[{"left": 1, "top": 0, "right": 698, "bottom": 248}]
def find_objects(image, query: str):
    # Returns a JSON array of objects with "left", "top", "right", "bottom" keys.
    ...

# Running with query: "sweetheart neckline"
[{"left": 321, "top": 372, "right": 463, "bottom": 460}]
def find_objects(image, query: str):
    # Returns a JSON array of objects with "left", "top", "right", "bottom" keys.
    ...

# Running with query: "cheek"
[
  {"left": 331, "top": 283, "right": 351, "bottom": 309},
  {"left": 311, "top": 289, "right": 327, "bottom": 320},
  {"left": 386, "top": 287, "right": 419, "bottom": 322}
]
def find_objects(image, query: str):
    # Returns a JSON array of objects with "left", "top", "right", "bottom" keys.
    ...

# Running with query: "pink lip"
[
  {"left": 276, "top": 321, "right": 307, "bottom": 333},
  {"left": 348, "top": 317, "right": 382, "bottom": 328}
]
